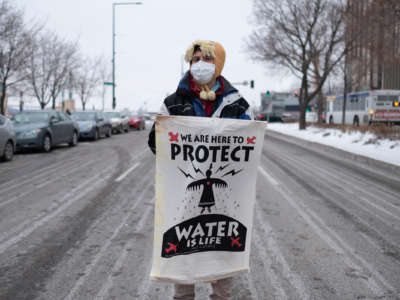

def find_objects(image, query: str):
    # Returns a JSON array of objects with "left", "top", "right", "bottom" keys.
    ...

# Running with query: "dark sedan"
[
  {"left": 12, "top": 111, "right": 79, "bottom": 152},
  {"left": 71, "top": 111, "right": 112, "bottom": 140}
]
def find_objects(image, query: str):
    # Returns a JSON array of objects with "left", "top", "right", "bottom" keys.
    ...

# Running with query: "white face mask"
[{"left": 190, "top": 61, "right": 215, "bottom": 84}]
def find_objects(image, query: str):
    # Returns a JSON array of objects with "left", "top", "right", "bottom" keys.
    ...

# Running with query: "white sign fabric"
[{"left": 150, "top": 115, "right": 266, "bottom": 284}]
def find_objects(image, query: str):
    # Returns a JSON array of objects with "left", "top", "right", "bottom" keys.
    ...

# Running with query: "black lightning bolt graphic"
[
  {"left": 191, "top": 161, "right": 204, "bottom": 176},
  {"left": 216, "top": 164, "right": 230, "bottom": 174},
  {"left": 222, "top": 168, "right": 243, "bottom": 177},
  {"left": 178, "top": 167, "right": 195, "bottom": 179}
]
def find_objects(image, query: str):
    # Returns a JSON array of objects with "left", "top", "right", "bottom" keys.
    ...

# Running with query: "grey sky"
[{"left": 14, "top": 0, "right": 296, "bottom": 112}]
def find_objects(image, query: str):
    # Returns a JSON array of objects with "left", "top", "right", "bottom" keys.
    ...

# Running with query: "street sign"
[{"left": 104, "top": 82, "right": 113, "bottom": 86}]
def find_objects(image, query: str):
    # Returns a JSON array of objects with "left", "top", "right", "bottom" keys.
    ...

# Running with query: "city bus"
[{"left": 326, "top": 90, "right": 400, "bottom": 125}]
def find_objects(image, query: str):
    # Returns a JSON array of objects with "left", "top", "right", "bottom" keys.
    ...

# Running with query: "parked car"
[
  {"left": 103, "top": 111, "right": 129, "bottom": 134},
  {"left": 0, "top": 114, "right": 16, "bottom": 162},
  {"left": 11, "top": 110, "right": 79, "bottom": 152},
  {"left": 128, "top": 115, "right": 146, "bottom": 130},
  {"left": 71, "top": 111, "right": 112, "bottom": 140}
]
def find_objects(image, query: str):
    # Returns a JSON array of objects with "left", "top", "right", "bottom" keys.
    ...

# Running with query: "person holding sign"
[
  {"left": 148, "top": 40, "right": 253, "bottom": 300},
  {"left": 148, "top": 40, "right": 252, "bottom": 154}
]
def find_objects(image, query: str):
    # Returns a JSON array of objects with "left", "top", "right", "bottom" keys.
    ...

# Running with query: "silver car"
[
  {"left": 0, "top": 114, "right": 16, "bottom": 162},
  {"left": 103, "top": 111, "right": 129, "bottom": 134}
]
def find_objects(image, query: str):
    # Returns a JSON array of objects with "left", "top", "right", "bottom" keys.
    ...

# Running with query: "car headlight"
[{"left": 22, "top": 129, "right": 42, "bottom": 138}]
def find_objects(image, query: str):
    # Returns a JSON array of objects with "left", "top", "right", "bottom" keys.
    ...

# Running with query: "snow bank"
[{"left": 267, "top": 123, "right": 400, "bottom": 167}]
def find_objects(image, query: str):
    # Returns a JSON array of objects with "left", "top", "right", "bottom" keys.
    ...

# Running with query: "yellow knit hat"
[{"left": 185, "top": 40, "right": 226, "bottom": 101}]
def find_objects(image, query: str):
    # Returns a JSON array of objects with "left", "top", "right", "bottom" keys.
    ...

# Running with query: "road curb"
[{"left": 265, "top": 129, "right": 400, "bottom": 176}]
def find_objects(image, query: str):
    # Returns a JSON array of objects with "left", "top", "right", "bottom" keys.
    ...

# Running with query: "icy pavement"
[{"left": 266, "top": 123, "right": 400, "bottom": 167}]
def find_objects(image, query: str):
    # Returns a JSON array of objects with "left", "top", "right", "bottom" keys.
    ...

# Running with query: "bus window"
[
  {"left": 378, "top": 95, "right": 397, "bottom": 102},
  {"left": 361, "top": 96, "right": 366, "bottom": 110}
]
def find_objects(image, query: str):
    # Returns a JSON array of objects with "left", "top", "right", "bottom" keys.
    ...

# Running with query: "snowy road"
[{"left": 0, "top": 128, "right": 399, "bottom": 300}]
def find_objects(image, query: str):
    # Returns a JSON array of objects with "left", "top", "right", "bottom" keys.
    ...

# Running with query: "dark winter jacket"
[{"left": 148, "top": 72, "right": 252, "bottom": 154}]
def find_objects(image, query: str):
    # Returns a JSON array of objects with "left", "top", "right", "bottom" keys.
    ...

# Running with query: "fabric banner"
[{"left": 150, "top": 115, "right": 266, "bottom": 283}]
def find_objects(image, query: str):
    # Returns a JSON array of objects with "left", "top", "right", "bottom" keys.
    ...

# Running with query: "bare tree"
[
  {"left": 49, "top": 38, "right": 78, "bottom": 110},
  {"left": 247, "top": 0, "right": 350, "bottom": 129},
  {"left": 25, "top": 31, "right": 78, "bottom": 109},
  {"left": 75, "top": 57, "right": 101, "bottom": 111},
  {"left": 310, "top": 56, "right": 326, "bottom": 123},
  {"left": 0, "top": 0, "right": 37, "bottom": 115}
]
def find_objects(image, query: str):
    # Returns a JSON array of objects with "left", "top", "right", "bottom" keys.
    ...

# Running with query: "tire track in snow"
[
  {"left": 63, "top": 182, "right": 153, "bottom": 300},
  {"left": 258, "top": 164, "right": 396, "bottom": 298},
  {"left": 0, "top": 164, "right": 116, "bottom": 255}
]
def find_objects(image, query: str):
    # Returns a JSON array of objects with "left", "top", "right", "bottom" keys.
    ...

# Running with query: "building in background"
[
  {"left": 347, "top": 0, "right": 400, "bottom": 91},
  {"left": 55, "top": 99, "right": 75, "bottom": 112}
]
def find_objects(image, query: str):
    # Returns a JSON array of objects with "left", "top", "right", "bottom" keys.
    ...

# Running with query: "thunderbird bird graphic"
[{"left": 186, "top": 164, "right": 228, "bottom": 213}]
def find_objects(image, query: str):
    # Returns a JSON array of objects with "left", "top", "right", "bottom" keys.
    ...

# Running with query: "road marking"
[
  {"left": 115, "top": 162, "right": 140, "bottom": 182},
  {"left": 258, "top": 166, "right": 279, "bottom": 186}
]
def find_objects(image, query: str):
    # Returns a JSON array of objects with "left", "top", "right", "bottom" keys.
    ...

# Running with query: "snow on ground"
[{"left": 267, "top": 123, "right": 400, "bottom": 167}]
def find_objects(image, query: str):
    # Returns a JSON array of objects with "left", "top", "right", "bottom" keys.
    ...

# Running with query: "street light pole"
[{"left": 112, "top": 2, "right": 142, "bottom": 110}]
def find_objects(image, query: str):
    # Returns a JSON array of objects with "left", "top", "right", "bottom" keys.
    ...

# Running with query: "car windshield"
[
  {"left": 11, "top": 112, "right": 51, "bottom": 124},
  {"left": 71, "top": 112, "right": 96, "bottom": 121},
  {"left": 104, "top": 112, "right": 121, "bottom": 118}
]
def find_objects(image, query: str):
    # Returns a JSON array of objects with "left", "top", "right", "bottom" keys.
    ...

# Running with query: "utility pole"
[
  {"left": 112, "top": 2, "right": 142, "bottom": 110},
  {"left": 112, "top": 4, "right": 116, "bottom": 110}
]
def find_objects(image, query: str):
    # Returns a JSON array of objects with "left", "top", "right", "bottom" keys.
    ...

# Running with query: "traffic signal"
[
  {"left": 266, "top": 91, "right": 271, "bottom": 98},
  {"left": 294, "top": 90, "right": 299, "bottom": 97},
  {"left": 393, "top": 100, "right": 399, "bottom": 107},
  {"left": 250, "top": 80, "right": 254, "bottom": 88}
]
